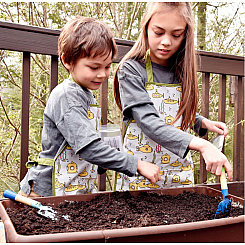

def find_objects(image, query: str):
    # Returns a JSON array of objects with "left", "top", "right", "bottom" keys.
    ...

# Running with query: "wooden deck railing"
[{"left": 0, "top": 21, "right": 244, "bottom": 194}]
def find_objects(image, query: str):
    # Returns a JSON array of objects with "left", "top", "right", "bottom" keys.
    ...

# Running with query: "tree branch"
[
  {"left": 192, "top": 2, "right": 199, "bottom": 11},
  {"left": 0, "top": 96, "right": 21, "bottom": 135},
  {"left": 5, "top": 125, "right": 20, "bottom": 166},
  {"left": 108, "top": 3, "right": 119, "bottom": 36},
  {"left": 119, "top": 2, "right": 128, "bottom": 38},
  {"left": 0, "top": 53, "right": 47, "bottom": 107},
  {"left": 126, "top": 2, "right": 143, "bottom": 40}
]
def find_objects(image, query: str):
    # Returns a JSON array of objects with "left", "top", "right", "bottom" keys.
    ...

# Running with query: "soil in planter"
[{"left": 6, "top": 191, "right": 244, "bottom": 236}]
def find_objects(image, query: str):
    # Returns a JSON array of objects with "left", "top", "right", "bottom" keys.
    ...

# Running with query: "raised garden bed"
[{"left": 0, "top": 186, "right": 244, "bottom": 243}]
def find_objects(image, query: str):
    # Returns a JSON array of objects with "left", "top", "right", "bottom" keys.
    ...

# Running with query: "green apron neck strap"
[
  {"left": 26, "top": 158, "right": 55, "bottom": 169},
  {"left": 145, "top": 49, "right": 154, "bottom": 84}
]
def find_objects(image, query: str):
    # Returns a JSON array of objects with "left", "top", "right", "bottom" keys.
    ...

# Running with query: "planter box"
[{"left": 0, "top": 186, "right": 244, "bottom": 243}]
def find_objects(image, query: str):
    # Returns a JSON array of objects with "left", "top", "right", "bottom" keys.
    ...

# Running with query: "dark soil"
[{"left": 6, "top": 191, "right": 244, "bottom": 236}]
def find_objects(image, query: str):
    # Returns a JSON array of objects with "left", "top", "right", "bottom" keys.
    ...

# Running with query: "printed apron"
[
  {"left": 115, "top": 51, "right": 194, "bottom": 191},
  {"left": 54, "top": 105, "right": 101, "bottom": 196},
  {"left": 26, "top": 105, "right": 101, "bottom": 196}
]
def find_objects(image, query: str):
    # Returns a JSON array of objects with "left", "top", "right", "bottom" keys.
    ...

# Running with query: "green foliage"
[
  {"left": 206, "top": 2, "right": 245, "bottom": 55},
  {"left": 192, "top": 73, "right": 237, "bottom": 184},
  {"left": 190, "top": 2, "right": 244, "bottom": 184}
]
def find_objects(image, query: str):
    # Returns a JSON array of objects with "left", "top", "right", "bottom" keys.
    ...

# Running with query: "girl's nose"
[{"left": 161, "top": 35, "right": 171, "bottom": 46}]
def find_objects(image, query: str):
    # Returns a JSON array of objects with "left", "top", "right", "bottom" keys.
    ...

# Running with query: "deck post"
[{"left": 20, "top": 52, "right": 31, "bottom": 182}]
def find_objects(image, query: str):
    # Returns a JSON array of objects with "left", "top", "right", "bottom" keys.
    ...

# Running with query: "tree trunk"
[{"left": 197, "top": 2, "right": 208, "bottom": 51}]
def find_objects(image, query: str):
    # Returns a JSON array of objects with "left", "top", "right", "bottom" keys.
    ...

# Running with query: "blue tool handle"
[
  {"left": 3, "top": 190, "right": 42, "bottom": 209},
  {"left": 3, "top": 190, "right": 17, "bottom": 200}
]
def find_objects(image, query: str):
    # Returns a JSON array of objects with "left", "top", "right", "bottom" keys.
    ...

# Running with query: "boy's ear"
[{"left": 61, "top": 54, "right": 71, "bottom": 70}]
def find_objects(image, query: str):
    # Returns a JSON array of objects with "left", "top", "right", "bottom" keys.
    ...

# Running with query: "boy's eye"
[{"left": 90, "top": 67, "right": 98, "bottom": 70}]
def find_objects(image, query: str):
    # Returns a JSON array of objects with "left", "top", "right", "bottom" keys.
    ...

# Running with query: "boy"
[{"left": 19, "top": 17, "right": 160, "bottom": 197}]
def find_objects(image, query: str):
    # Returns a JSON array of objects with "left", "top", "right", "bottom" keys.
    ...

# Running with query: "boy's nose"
[{"left": 97, "top": 71, "right": 107, "bottom": 78}]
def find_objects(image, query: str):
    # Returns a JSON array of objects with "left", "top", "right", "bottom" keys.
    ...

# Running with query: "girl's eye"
[
  {"left": 90, "top": 67, "right": 98, "bottom": 70},
  {"left": 154, "top": 32, "right": 162, "bottom": 36},
  {"left": 173, "top": 32, "right": 184, "bottom": 38}
]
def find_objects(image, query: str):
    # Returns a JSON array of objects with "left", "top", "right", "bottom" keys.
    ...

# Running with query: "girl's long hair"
[{"left": 114, "top": 2, "right": 198, "bottom": 131}]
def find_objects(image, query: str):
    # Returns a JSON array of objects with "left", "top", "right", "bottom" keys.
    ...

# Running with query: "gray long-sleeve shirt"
[
  {"left": 117, "top": 59, "right": 207, "bottom": 158},
  {"left": 20, "top": 78, "right": 138, "bottom": 196}
]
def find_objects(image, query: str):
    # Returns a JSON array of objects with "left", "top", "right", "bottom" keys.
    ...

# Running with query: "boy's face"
[{"left": 64, "top": 52, "right": 112, "bottom": 90}]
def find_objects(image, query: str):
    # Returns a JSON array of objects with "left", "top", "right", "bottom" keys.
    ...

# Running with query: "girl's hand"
[
  {"left": 201, "top": 118, "right": 228, "bottom": 137},
  {"left": 137, "top": 160, "right": 161, "bottom": 184},
  {"left": 189, "top": 137, "right": 233, "bottom": 181}
]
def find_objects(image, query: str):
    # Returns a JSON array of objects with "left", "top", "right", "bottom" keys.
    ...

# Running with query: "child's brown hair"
[
  {"left": 114, "top": 2, "right": 198, "bottom": 131},
  {"left": 58, "top": 16, "right": 117, "bottom": 71}
]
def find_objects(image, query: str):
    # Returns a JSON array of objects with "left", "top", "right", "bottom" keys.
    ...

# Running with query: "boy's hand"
[
  {"left": 201, "top": 119, "right": 228, "bottom": 137},
  {"left": 137, "top": 160, "right": 161, "bottom": 184}
]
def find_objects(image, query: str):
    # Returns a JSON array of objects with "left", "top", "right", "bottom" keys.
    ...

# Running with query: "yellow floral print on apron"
[
  {"left": 115, "top": 51, "right": 194, "bottom": 191},
  {"left": 54, "top": 105, "right": 101, "bottom": 196}
]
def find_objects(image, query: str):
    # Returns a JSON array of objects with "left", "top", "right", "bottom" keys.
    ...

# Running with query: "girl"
[
  {"left": 114, "top": 2, "right": 232, "bottom": 191},
  {"left": 19, "top": 16, "right": 160, "bottom": 197}
]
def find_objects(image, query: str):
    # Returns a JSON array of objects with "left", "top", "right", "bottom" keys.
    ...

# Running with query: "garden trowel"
[
  {"left": 210, "top": 135, "right": 232, "bottom": 219},
  {"left": 3, "top": 190, "right": 70, "bottom": 221}
]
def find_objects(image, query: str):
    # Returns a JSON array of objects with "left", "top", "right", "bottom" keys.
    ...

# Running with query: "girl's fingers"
[
  {"left": 206, "top": 160, "right": 233, "bottom": 182},
  {"left": 224, "top": 162, "right": 233, "bottom": 181},
  {"left": 215, "top": 164, "right": 222, "bottom": 176}
]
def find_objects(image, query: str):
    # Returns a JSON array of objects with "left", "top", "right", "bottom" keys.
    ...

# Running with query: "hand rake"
[{"left": 3, "top": 190, "right": 70, "bottom": 221}]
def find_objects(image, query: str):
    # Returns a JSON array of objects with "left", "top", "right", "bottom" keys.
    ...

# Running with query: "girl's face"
[
  {"left": 63, "top": 53, "right": 112, "bottom": 90},
  {"left": 147, "top": 9, "right": 186, "bottom": 66}
]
